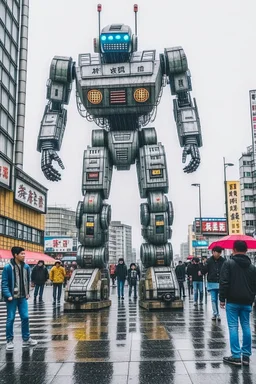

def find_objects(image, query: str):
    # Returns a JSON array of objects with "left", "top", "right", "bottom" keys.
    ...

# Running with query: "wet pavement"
[{"left": 0, "top": 285, "right": 256, "bottom": 383}]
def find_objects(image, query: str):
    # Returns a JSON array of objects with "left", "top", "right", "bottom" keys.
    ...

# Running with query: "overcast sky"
[{"left": 23, "top": 0, "right": 256, "bottom": 256}]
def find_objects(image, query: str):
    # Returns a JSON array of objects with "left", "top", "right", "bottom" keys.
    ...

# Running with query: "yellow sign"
[
  {"left": 86, "top": 222, "right": 94, "bottom": 227},
  {"left": 152, "top": 169, "right": 161, "bottom": 175},
  {"left": 226, "top": 181, "right": 243, "bottom": 234},
  {"left": 156, "top": 221, "right": 164, "bottom": 226}
]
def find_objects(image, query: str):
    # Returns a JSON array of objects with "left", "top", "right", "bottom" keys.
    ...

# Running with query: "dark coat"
[
  {"left": 175, "top": 264, "right": 186, "bottom": 282},
  {"left": 31, "top": 265, "right": 49, "bottom": 285},
  {"left": 188, "top": 263, "right": 203, "bottom": 282},
  {"left": 219, "top": 254, "right": 256, "bottom": 305},
  {"left": 202, "top": 256, "right": 225, "bottom": 283},
  {"left": 128, "top": 269, "right": 139, "bottom": 285},
  {"left": 115, "top": 263, "right": 127, "bottom": 281}
]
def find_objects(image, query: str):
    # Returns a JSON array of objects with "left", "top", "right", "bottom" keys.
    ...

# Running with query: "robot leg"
[
  {"left": 64, "top": 130, "right": 113, "bottom": 311},
  {"left": 137, "top": 128, "right": 182, "bottom": 309}
]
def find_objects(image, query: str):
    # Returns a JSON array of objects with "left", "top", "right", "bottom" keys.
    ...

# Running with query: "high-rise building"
[
  {"left": 0, "top": 0, "right": 47, "bottom": 253},
  {"left": 45, "top": 206, "right": 77, "bottom": 237},
  {"left": 180, "top": 242, "right": 189, "bottom": 261},
  {"left": 239, "top": 146, "right": 256, "bottom": 236},
  {"left": 108, "top": 221, "right": 132, "bottom": 265}
]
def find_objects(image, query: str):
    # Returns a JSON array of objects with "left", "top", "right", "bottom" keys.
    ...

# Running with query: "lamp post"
[
  {"left": 223, "top": 157, "right": 234, "bottom": 235},
  {"left": 191, "top": 183, "right": 202, "bottom": 257}
]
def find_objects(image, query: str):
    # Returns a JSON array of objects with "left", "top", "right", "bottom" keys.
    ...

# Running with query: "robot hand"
[
  {"left": 182, "top": 143, "right": 200, "bottom": 173},
  {"left": 41, "top": 148, "right": 65, "bottom": 181}
]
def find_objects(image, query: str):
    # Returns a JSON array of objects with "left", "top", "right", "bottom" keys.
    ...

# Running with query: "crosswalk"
[{"left": 0, "top": 286, "right": 63, "bottom": 345}]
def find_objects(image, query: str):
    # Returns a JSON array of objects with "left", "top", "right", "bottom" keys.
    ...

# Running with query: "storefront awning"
[{"left": 0, "top": 249, "right": 55, "bottom": 266}]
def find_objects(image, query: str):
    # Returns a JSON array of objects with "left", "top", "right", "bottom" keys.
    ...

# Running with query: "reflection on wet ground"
[{"left": 0, "top": 285, "right": 256, "bottom": 383}]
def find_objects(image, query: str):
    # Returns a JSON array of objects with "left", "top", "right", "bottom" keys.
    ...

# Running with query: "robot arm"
[
  {"left": 164, "top": 47, "right": 202, "bottom": 173},
  {"left": 37, "top": 56, "right": 75, "bottom": 181}
]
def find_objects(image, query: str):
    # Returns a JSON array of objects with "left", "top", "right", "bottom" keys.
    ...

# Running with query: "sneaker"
[
  {"left": 211, "top": 316, "right": 217, "bottom": 320},
  {"left": 223, "top": 356, "right": 241, "bottom": 366},
  {"left": 199, "top": 302, "right": 203, "bottom": 305},
  {"left": 193, "top": 302, "right": 198, "bottom": 306},
  {"left": 242, "top": 355, "right": 250, "bottom": 366},
  {"left": 53, "top": 301, "right": 56, "bottom": 305},
  {"left": 22, "top": 338, "right": 38, "bottom": 347},
  {"left": 6, "top": 340, "right": 14, "bottom": 351},
  {"left": 121, "top": 296, "right": 124, "bottom": 300},
  {"left": 217, "top": 316, "right": 221, "bottom": 322}
]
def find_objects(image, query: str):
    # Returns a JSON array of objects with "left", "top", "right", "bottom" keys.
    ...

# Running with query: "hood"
[{"left": 232, "top": 254, "right": 251, "bottom": 268}]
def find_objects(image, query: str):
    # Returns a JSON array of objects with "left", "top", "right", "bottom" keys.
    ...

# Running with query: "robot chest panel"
[{"left": 76, "top": 52, "right": 162, "bottom": 117}]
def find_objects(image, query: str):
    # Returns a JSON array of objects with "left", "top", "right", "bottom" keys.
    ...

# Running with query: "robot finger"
[
  {"left": 51, "top": 151, "right": 65, "bottom": 170},
  {"left": 182, "top": 147, "right": 188, "bottom": 163}
]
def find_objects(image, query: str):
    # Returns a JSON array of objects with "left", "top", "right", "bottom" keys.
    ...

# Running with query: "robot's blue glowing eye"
[
  {"left": 123, "top": 35, "right": 129, "bottom": 41},
  {"left": 115, "top": 35, "right": 121, "bottom": 40},
  {"left": 101, "top": 35, "right": 106, "bottom": 41},
  {"left": 108, "top": 35, "right": 114, "bottom": 40}
]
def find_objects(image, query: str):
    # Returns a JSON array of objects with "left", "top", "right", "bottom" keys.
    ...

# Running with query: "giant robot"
[{"left": 37, "top": 5, "right": 202, "bottom": 310}]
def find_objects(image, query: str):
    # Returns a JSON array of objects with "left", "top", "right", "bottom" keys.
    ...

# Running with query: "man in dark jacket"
[
  {"left": 175, "top": 261, "right": 186, "bottom": 298},
  {"left": 115, "top": 258, "right": 127, "bottom": 299},
  {"left": 188, "top": 257, "right": 203, "bottom": 306},
  {"left": 31, "top": 260, "right": 49, "bottom": 302},
  {"left": 202, "top": 246, "right": 224, "bottom": 320},
  {"left": 220, "top": 240, "right": 256, "bottom": 367},
  {"left": 128, "top": 263, "right": 139, "bottom": 298}
]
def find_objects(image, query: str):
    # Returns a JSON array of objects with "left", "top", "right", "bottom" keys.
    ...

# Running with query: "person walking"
[
  {"left": 109, "top": 264, "right": 116, "bottom": 286},
  {"left": 49, "top": 261, "right": 66, "bottom": 305},
  {"left": 188, "top": 257, "right": 203, "bottom": 306},
  {"left": 202, "top": 246, "right": 225, "bottom": 321},
  {"left": 220, "top": 240, "right": 256, "bottom": 366},
  {"left": 115, "top": 258, "right": 127, "bottom": 299},
  {"left": 128, "top": 263, "right": 139, "bottom": 298},
  {"left": 31, "top": 260, "right": 49, "bottom": 302},
  {"left": 1, "top": 247, "right": 37, "bottom": 351},
  {"left": 175, "top": 260, "right": 186, "bottom": 298}
]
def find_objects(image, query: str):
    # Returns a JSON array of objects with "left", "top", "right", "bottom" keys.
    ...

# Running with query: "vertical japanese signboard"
[
  {"left": 249, "top": 90, "right": 256, "bottom": 159},
  {"left": 226, "top": 181, "right": 243, "bottom": 234},
  {"left": 0, "top": 157, "right": 11, "bottom": 189}
]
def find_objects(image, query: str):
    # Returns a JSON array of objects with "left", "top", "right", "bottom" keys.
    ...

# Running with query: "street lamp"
[
  {"left": 191, "top": 183, "right": 202, "bottom": 258},
  {"left": 223, "top": 157, "right": 234, "bottom": 235}
]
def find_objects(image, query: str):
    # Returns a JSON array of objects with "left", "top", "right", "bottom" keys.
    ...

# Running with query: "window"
[
  {"left": 246, "top": 220, "right": 254, "bottom": 226},
  {"left": 244, "top": 183, "right": 253, "bottom": 189},
  {"left": 6, "top": 219, "right": 16, "bottom": 237},
  {"left": 5, "top": 12, "right": 11, "bottom": 34},
  {"left": 244, "top": 172, "right": 251, "bottom": 177},
  {"left": 17, "top": 223, "right": 23, "bottom": 239},
  {"left": 0, "top": 110, "right": 8, "bottom": 131},
  {"left": 27, "top": 227, "right": 32, "bottom": 242},
  {"left": 0, "top": 3, "right": 6, "bottom": 23},
  {"left": 245, "top": 208, "right": 254, "bottom": 214},
  {"left": 0, "top": 21, "right": 4, "bottom": 43},
  {"left": 1, "top": 88, "right": 8, "bottom": 110},
  {"left": 5, "top": 33, "right": 11, "bottom": 53},
  {"left": 245, "top": 195, "right": 253, "bottom": 201},
  {"left": 13, "top": 3, "right": 18, "bottom": 22},
  {"left": 0, "top": 217, "right": 5, "bottom": 234}
]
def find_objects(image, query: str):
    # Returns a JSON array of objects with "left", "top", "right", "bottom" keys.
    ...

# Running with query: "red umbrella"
[{"left": 208, "top": 234, "right": 256, "bottom": 250}]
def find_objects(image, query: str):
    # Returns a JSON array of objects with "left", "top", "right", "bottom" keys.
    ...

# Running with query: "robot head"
[
  {"left": 94, "top": 24, "right": 138, "bottom": 62},
  {"left": 100, "top": 24, "right": 133, "bottom": 53}
]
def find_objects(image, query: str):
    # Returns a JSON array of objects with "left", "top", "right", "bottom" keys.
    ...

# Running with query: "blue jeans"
[
  {"left": 6, "top": 298, "right": 30, "bottom": 342},
  {"left": 53, "top": 283, "right": 63, "bottom": 302},
  {"left": 226, "top": 303, "right": 252, "bottom": 358},
  {"left": 193, "top": 281, "right": 203, "bottom": 303},
  {"left": 209, "top": 289, "right": 219, "bottom": 316},
  {"left": 117, "top": 279, "right": 125, "bottom": 298},
  {"left": 34, "top": 284, "right": 45, "bottom": 299}
]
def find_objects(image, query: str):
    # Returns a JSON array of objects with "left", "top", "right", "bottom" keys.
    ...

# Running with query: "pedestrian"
[
  {"left": 31, "top": 260, "right": 49, "bottom": 302},
  {"left": 220, "top": 240, "right": 256, "bottom": 367},
  {"left": 202, "top": 246, "right": 225, "bottom": 321},
  {"left": 128, "top": 263, "right": 139, "bottom": 298},
  {"left": 115, "top": 258, "right": 127, "bottom": 299},
  {"left": 175, "top": 260, "right": 186, "bottom": 298},
  {"left": 1, "top": 247, "right": 37, "bottom": 351},
  {"left": 109, "top": 264, "right": 116, "bottom": 286},
  {"left": 188, "top": 257, "right": 203, "bottom": 306},
  {"left": 49, "top": 261, "right": 66, "bottom": 305}
]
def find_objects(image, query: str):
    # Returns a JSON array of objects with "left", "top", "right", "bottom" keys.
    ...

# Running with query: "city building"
[
  {"left": 44, "top": 206, "right": 77, "bottom": 259},
  {"left": 239, "top": 146, "right": 256, "bottom": 236},
  {"left": 108, "top": 221, "right": 132, "bottom": 265},
  {"left": 0, "top": 1, "right": 47, "bottom": 254},
  {"left": 45, "top": 206, "right": 77, "bottom": 237},
  {"left": 180, "top": 242, "right": 189, "bottom": 261}
]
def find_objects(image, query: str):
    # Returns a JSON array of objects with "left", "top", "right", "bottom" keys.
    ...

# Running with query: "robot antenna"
[
  {"left": 97, "top": 4, "right": 102, "bottom": 39},
  {"left": 134, "top": 4, "right": 138, "bottom": 36}
]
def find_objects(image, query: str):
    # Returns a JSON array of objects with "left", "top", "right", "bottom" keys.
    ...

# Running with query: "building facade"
[
  {"left": 180, "top": 242, "right": 189, "bottom": 261},
  {"left": 45, "top": 206, "right": 77, "bottom": 238},
  {"left": 108, "top": 221, "right": 132, "bottom": 265},
  {"left": 239, "top": 146, "right": 256, "bottom": 236},
  {"left": 0, "top": 0, "right": 47, "bottom": 253}
]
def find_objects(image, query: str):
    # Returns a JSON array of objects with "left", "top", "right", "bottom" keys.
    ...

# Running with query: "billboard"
[
  {"left": 194, "top": 218, "right": 227, "bottom": 236},
  {"left": 226, "top": 181, "right": 243, "bottom": 234},
  {"left": 249, "top": 90, "right": 256, "bottom": 159},
  {"left": 192, "top": 240, "right": 209, "bottom": 247},
  {"left": 44, "top": 237, "right": 77, "bottom": 253}
]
